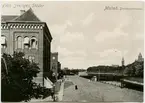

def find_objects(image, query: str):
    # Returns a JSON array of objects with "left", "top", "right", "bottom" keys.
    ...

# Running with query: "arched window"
[
  {"left": 24, "top": 36, "right": 30, "bottom": 49},
  {"left": 31, "top": 37, "right": 38, "bottom": 49},
  {"left": 17, "top": 36, "right": 22, "bottom": 48},
  {"left": 1, "top": 35, "right": 6, "bottom": 48},
  {"left": 52, "top": 56, "right": 56, "bottom": 60}
]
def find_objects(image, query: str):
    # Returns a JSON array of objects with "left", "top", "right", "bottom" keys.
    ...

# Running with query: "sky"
[{"left": 1, "top": 1, "right": 144, "bottom": 69}]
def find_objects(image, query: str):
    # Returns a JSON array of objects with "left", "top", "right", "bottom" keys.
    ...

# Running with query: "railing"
[
  {"left": 87, "top": 72, "right": 123, "bottom": 76},
  {"left": 121, "top": 79, "right": 143, "bottom": 86}
]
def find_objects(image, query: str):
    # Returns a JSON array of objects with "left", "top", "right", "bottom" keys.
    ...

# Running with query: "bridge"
[{"left": 79, "top": 71, "right": 123, "bottom": 81}]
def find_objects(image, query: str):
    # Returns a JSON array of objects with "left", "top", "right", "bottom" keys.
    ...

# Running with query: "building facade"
[
  {"left": 1, "top": 8, "right": 52, "bottom": 86},
  {"left": 50, "top": 52, "right": 61, "bottom": 80}
]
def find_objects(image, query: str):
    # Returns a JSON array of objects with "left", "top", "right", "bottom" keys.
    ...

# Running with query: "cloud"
[
  {"left": 98, "top": 49, "right": 122, "bottom": 58},
  {"left": 61, "top": 56, "right": 86, "bottom": 69},
  {"left": 81, "top": 12, "right": 95, "bottom": 26},
  {"left": 49, "top": 20, "right": 72, "bottom": 35},
  {"left": 92, "top": 49, "right": 129, "bottom": 65},
  {"left": 56, "top": 46, "right": 73, "bottom": 57},
  {"left": 49, "top": 20, "right": 73, "bottom": 52},
  {"left": 72, "top": 50, "right": 87, "bottom": 57},
  {"left": 56, "top": 46, "right": 86, "bottom": 57},
  {"left": 134, "top": 33, "right": 144, "bottom": 40},
  {"left": 95, "top": 27, "right": 128, "bottom": 42},
  {"left": 56, "top": 47, "right": 87, "bottom": 68},
  {"left": 66, "top": 20, "right": 73, "bottom": 26},
  {"left": 49, "top": 24, "right": 66, "bottom": 35},
  {"left": 60, "top": 32, "right": 84, "bottom": 43}
]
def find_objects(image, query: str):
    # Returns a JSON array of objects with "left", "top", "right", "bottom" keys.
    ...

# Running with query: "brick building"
[
  {"left": 1, "top": 8, "right": 53, "bottom": 86},
  {"left": 51, "top": 52, "right": 61, "bottom": 80}
]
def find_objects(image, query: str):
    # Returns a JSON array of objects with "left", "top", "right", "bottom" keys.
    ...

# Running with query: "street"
[{"left": 63, "top": 76, "right": 143, "bottom": 102}]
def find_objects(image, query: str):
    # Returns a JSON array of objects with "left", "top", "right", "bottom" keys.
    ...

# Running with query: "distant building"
[
  {"left": 64, "top": 67, "right": 69, "bottom": 70},
  {"left": 1, "top": 8, "right": 53, "bottom": 86},
  {"left": 137, "top": 53, "right": 144, "bottom": 62},
  {"left": 51, "top": 52, "right": 61, "bottom": 80},
  {"left": 111, "top": 64, "right": 119, "bottom": 67}
]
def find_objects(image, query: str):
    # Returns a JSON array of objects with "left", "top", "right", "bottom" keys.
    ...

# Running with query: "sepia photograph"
[{"left": 1, "top": 1, "right": 144, "bottom": 102}]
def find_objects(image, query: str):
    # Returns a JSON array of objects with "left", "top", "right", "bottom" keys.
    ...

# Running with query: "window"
[
  {"left": 17, "top": 36, "right": 22, "bottom": 48},
  {"left": 24, "top": 37, "right": 30, "bottom": 49},
  {"left": 53, "top": 56, "right": 55, "bottom": 60},
  {"left": 31, "top": 37, "right": 38, "bottom": 49},
  {"left": 1, "top": 36, "right": 6, "bottom": 48}
]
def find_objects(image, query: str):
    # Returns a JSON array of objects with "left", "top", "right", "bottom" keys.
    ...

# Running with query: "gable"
[{"left": 13, "top": 8, "right": 41, "bottom": 21}]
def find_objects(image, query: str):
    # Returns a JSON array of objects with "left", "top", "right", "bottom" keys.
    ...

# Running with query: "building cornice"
[
  {"left": 1, "top": 22, "right": 44, "bottom": 30},
  {"left": 1, "top": 21, "right": 45, "bottom": 24},
  {"left": 1, "top": 21, "right": 53, "bottom": 42}
]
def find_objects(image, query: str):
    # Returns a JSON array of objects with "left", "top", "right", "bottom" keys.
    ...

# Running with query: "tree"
[
  {"left": 123, "top": 61, "right": 144, "bottom": 77},
  {"left": 135, "top": 63, "right": 143, "bottom": 77},
  {"left": 1, "top": 52, "right": 50, "bottom": 102},
  {"left": 123, "top": 67, "right": 131, "bottom": 76}
]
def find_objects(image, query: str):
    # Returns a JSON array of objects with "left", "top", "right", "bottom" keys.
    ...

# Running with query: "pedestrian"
[{"left": 75, "top": 85, "right": 78, "bottom": 90}]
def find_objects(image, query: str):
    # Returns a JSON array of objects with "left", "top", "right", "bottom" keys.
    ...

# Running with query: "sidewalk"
[
  {"left": 31, "top": 96, "right": 53, "bottom": 102},
  {"left": 55, "top": 79, "right": 64, "bottom": 101},
  {"left": 30, "top": 79, "right": 65, "bottom": 102}
]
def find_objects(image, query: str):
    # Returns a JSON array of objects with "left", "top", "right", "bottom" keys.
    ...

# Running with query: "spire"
[
  {"left": 138, "top": 52, "right": 143, "bottom": 62},
  {"left": 139, "top": 52, "right": 142, "bottom": 57},
  {"left": 122, "top": 57, "right": 125, "bottom": 66}
]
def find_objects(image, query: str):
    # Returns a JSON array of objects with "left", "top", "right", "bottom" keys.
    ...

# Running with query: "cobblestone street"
[{"left": 63, "top": 76, "right": 143, "bottom": 102}]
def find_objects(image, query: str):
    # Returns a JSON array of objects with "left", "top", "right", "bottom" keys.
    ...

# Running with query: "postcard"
[{"left": 1, "top": 1, "right": 144, "bottom": 102}]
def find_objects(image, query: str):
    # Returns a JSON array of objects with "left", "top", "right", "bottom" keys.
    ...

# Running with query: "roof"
[
  {"left": 1, "top": 15, "right": 18, "bottom": 22},
  {"left": 13, "top": 8, "right": 40, "bottom": 21},
  {"left": 1, "top": 8, "right": 40, "bottom": 22},
  {"left": 1, "top": 8, "right": 52, "bottom": 41}
]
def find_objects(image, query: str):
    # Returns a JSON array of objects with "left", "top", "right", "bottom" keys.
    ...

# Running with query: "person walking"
[{"left": 75, "top": 85, "right": 78, "bottom": 90}]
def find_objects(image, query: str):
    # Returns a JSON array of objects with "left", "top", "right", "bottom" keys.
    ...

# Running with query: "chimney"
[{"left": 20, "top": 10, "right": 25, "bottom": 15}]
